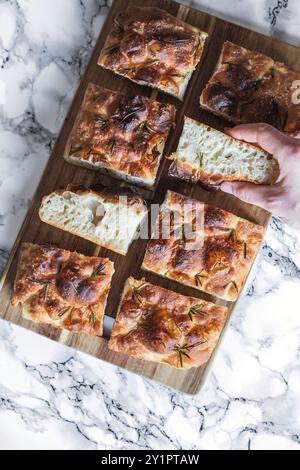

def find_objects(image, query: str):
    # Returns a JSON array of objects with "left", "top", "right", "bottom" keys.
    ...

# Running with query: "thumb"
[{"left": 221, "top": 181, "right": 275, "bottom": 212}]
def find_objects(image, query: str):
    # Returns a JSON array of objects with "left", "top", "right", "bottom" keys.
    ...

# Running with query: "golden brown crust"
[
  {"left": 64, "top": 83, "right": 176, "bottom": 187},
  {"left": 200, "top": 41, "right": 300, "bottom": 132},
  {"left": 98, "top": 6, "right": 207, "bottom": 99},
  {"left": 142, "top": 191, "right": 264, "bottom": 301},
  {"left": 11, "top": 243, "right": 114, "bottom": 336},
  {"left": 108, "top": 277, "right": 228, "bottom": 369}
]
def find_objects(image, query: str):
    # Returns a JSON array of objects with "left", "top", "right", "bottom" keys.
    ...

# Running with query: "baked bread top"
[
  {"left": 64, "top": 83, "right": 176, "bottom": 188},
  {"left": 142, "top": 190, "right": 264, "bottom": 301},
  {"left": 169, "top": 116, "right": 279, "bottom": 185},
  {"left": 108, "top": 277, "right": 228, "bottom": 369},
  {"left": 98, "top": 6, "right": 207, "bottom": 99},
  {"left": 200, "top": 41, "right": 300, "bottom": 132},
  {"left": 39, "top": 186, "right": 148, "bottom": 255},
  {"left": 11, "top": 243, "right": 114, "bottom": 336}
]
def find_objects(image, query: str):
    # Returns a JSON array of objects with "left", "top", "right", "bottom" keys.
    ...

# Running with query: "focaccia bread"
[
  {"left": 142, "top": 191, "right": 264, "bottom": 301},
  {"left": 169, "top": 116, "right": 279, "bottom": 185},
  {"left": 108, "top": 277, "right": 228, "bottom": 369},
  {"left": 64, "top": 83, "right": 176, "bottom": 188},
  {"left": 11, "top": 243, "right": 114, "bottom": 336},
  {"left": 39, "top": 186, "right": 148, "bottom": 255},
  {"left": 98, "top": 6, "right": 207, "bottom": 99},
  {"left": 200, "top": 41, "right": 300, "bottom": 132}
]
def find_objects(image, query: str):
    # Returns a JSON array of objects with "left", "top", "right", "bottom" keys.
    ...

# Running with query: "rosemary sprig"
[
  {"left": 101, "top": 43, "right": 120, "bottom": 56},
  {"left": 92, "top": 263, "right": 106, "bottom": 277},
  {"left": 188, "top": 304, "right": 209, "bottom": 321},
  {"left": 223, "top": 280, "right": 239, "bottom": 294},
  {"left": 57, "top": 306, "right": 73, "bottom": 318},
  {"left": 194, "top": 271, "right": 207, "bottom": 287},
  {"left": 219, "top": 227, "right": 236, "bottom": 241},
  {"left": 145, "top": 123, "right": 156, "bottom": 133},
  {"left": 173, "top": 341, "right": 206, "bottom": 368},
  {"left": 131, "top": 283, "right": 147, "bottom": 304},
  {"left": 227, "top": 228, "right": 236, "bottom": 242}
]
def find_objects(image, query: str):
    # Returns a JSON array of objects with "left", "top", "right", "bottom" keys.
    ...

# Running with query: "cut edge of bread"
[
  {"left": 39, "top": 189, "right": 148, "bottom": 256},
  {"left": 169, "top": 116, "right": 279, "bottom": 185}
]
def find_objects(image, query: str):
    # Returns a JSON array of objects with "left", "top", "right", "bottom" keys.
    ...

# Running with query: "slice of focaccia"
[
  {"left": 108, "top": 277, "right": 228, "bottom": 369},
  {"left": 169, "top": 117, "right": 279, "bottom": 185},
  {"left": 98, "top": 6, "right": 207, "bottom": 99},
  {"left": 200, "top": 41, "right": 300, "bottom": 133},
  {"left": 39, "top": 187, "right": 148, "bottom": 255},
  {"left": 142, "top": 190, "right": 264, "bottom": 301},
  {"left": 11, "top": 243, "right": 114, "bottom": 336},
  {"left": 64, "top": 83, "right": 176, "bottom": 188}
]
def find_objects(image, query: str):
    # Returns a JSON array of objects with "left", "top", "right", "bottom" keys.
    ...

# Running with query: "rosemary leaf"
[
  {"left": 243, "top": 242, "right": 247, "bottom": 259},
  {"left": 227, "top": 228, "right": 236, "bottom": 242},
  {"left": 57, "top": 306, "right": 72, "bottom": 318},
  {"left": 198, "top": 152, "right": 204, "bottom": 168},
  {"left": 173, "top": 341, "right": 206, "bottom": 367},
  {"left": 92, "top": 263, "right": 106, "bottom": 277},
  {"left": 121, "top": 107, "right": 144, "bottom": 122},
  {"left": 194, "top": 271, "right": 207, "bottom": 287},
  {"left": 131, "top": 283, "right": 147, "bottom": 304},
  {"left": 223, "top": 280, "right": 239, "bottom": 293},
  {"left": 89, "top": 311, "right": 96, "bottom": 326},
  {"left": 101, "top": 43, "right": 120, "bottom": 56}
]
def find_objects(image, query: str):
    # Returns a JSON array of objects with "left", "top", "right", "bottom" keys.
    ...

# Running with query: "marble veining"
[{"left": 1, "top": 0, "right": 300, "bottom": 450}]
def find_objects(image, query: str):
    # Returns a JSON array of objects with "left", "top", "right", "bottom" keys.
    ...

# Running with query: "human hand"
[{"left": 220, "top": 123, "right": 300, "bottom": 226}]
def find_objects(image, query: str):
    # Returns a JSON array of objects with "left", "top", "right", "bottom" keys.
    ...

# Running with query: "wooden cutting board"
[{"left": 1, "top": 0, "right": 300, "bottom": 394}]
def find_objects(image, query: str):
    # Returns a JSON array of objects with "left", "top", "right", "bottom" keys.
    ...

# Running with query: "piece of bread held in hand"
[{"left": 169, "top": 117, "right": 279, "bottom": 186}]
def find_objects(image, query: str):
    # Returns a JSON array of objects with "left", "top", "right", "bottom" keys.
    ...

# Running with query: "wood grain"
[{"left": 1, "top": 0, "right": 300, "bottom": 394}]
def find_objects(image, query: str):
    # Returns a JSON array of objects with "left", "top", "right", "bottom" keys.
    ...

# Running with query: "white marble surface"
[{"left": 1, "top": 0, "right": 300, "bottom": 451}]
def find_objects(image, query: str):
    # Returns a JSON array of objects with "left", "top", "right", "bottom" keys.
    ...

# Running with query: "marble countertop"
[{"left": 1, "top": 0, "right": 300, "bottom": 450}]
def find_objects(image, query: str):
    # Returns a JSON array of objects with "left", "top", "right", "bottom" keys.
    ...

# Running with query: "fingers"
[
  {"left": 221, "top": 181, "right": 276, "bottom": 212},
  {"left": 225, "top": 123, "right": 297, "bottom": 163},
  {"left": 287, "top": 130, "right": 300, "bottom": 139}
]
